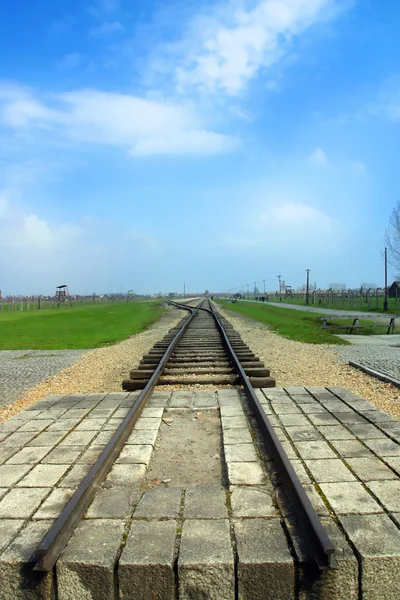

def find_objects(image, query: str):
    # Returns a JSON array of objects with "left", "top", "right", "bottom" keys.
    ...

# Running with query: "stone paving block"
[
  {"left": 346, "top": 457, "right": 398, "bottom": 481},
  {"left": 87, "top": 488, "right": 138, "bottom": 518},
  {"left": 27, "top": 432, "right": 66, "bottom": 447},
  {"left": 116, "top": 444, "right": 153, "bottom": 465},
  {"left": 3, "top": 432, "right": 37, "bottom": 446},
  {"left": 318, "top": 425, "right": 355, "bottom": 441},
  {"left": 6, "top": 446, "right": 53, "bottom": 464},
  {"left": 104, "top": 464, "right": 146, "bottom": 488},
  {"left": 89, "top": 409, "right": 115, "bottom": 419},
  {"left": 302, "top": 484, "right": 330, "bottom": 517},
  {"left": 17, "top": 420, "right": 54, "bottom": 432},
  {"left": 33, "top": 488, "right": 75, "bottom": 519},
  {"left": 265, "top": 415, "right": 281, "bottom": 428},
  {"left": 16, "top": 464, "right": 70, "bottom": 487},
  {"left": 47, "top": 419, "right": 80, "bottom": 431},
  {"left": 76, "top": 445, "right": 105, "bottom": 464},
  {"left": 141, "top": 407, "right": 164, "bottom": 418},
  {"left": 284, "top": 386, "right": 308, "bottom": 395},
  {"left": 59, "top": 430, "right": 98, "bottom": 446},
  {"left": 184, "top": 486, "right": 228, "bottom": 519},
  {"left": 119, "top": 519, "right": 177, "bottom": 600},
  {"left": 293, "top": 440, "right": 337, "bottom": 460},
  {"left": 42, "top": 446, "right": 83, "bottom": 464},
  {"left": 224, "top": 444, "right": 258, "bottom": 463},
  {"left": 143, "top": 392, "right": 169, "bottom": 407},
  {"left": 0, "top": 487, "right": 50, "bottom": 518},
  {"left": 57, "top": 519, "right": 125, "bottom": 600},
  {"left": 221, "top": 416, "right": 249, "bottom": 429},
  {"left": 102, "top": 418, "right": 123, "bottom": 430},
  {"left": 58, "top": 463, "right": 91, "bottom": 488},
  {"left": 323, "top": 402, "right": 353, "bottom": 413},
  {"left": 94, "top": 430, "right": 115, "bottom": 444},
  {"left": 259, "top": 403, "right": 273, "bottom": 415},
  {"left": 366, "top": 480, "right": 400, "bottom": 512},
  {"left": 305, "top": 459, "right": 356, "bottom": 483},
  {"left": 0, "top": 447, "right": 18, "bottom": 465},
  {"left": 330, "top": 439, "right": 373, "bottom": 458},
  {"left": 111, "top": 407, "right": 130, "bottom": 418},
  {"left": 217, "top": 395, "right": 241, "bottom": 407},
  {"left": 230, "top": 486, "right": 276, "bottom": 517},
  {"left": 134, "top": 487, "right": 182, "bottom": 518},
  {"left": 169, "top": 392, "right": 192, "bottom": 408},
  {"left": 280, "top": 440, "right": 298, "bottom": 460},
  {"left": 60, "top": 409, "right": 90, "bottom": 420},
  {"left": 126, "top": 428, "right": 158, "bottom": 446},
  {"left": 227, "top": 462, "right": 265, "bottom": 485},
  {"left": 193, "top": 392, "right": 218, "bottom": 408},
  {"left": 362, "top": 410, "right": 396, "bottom": 424},
  {"left": 319, "top": 482, "right": 383, "bottom": 514},
  {"left": 220, "top": 405, "right": 244, "bottom": 417},
  {"left": 0, "top": 519, "right": 55, "bottom": 600},
  {"left": 290, "top": 460, "right": 312, "bottom": 485},
  {"left": 339, "top": 513, "right": 400, "bottom": 600},
  {"left": 74, "top": 418, "right": 108, "bottom": 431},
  {"left": 384, "top": 456, "right": 400, "bottom": 473},
  {"left": 364, "top": 438, "right": 400, "bottom": 456},
  {"left": 218, "top": 389, "right": 240, "bottom": 400},
  {"left": 0, "top": 519, "right": 25, "bottom": 553},
  {"left": 134, "top": 418, "right": 161, "bottom": 430},
  {"left": 291, "top": 395, "right": 319, "bottom": 405},
  {"left": 179, "top": 519, "right": 234, "bottom": 600},
  {"left": 0, "top": 463, "right": 32, "bottom": 486},
  {"left": 285, "top": 426, "right": 322, "bottom": 442},
  {"left": 298, "top": 404, "right": 328, "bottom": 414},
  {"left": 12, "top": 410, "right": 43, "bottom": 420},
  {"left": 299, "top": 517, "right": 359, "bottom": 600},
  {"left": 222, "top": 427, "right": 252, "bottom": 445},
  {"left": 0, "top": 421, "right": 26, "bottom": 433},
  {"left": 377, "top": 422, "right": 400, "bottom": 440},
  {"left": 278, "top": 413, "right": 310, "bottom": 427},
  {"left": 271, "top": 403, "right": 302, "bottom": 414},
  {"left": 331, "top": 412, "right": 368, "bottom": 425},
  {"left": 307, "top": 412, "right": 339, "bottom": 425},
  {"left": 235, "top": 518, "right": 294, "bottom": 600},
  {"left": 347, "top": 424, "right": 388, "bottom": 439}
]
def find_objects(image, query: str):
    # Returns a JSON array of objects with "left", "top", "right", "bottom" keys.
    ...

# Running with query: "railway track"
[{"left": 32, "top": 298, "right": 335, "bottom": 574}]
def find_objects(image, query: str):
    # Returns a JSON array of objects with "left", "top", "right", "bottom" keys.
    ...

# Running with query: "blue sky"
[{"left": 1, "top": 0, "right": 400, "bottom": 295}]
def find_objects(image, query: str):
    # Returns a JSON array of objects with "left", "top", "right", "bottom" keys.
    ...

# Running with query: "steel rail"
[
  {"left": 209, "top": 301, "right": 336, "bottom": 570},
  {"left": 33, "top": 301, "right": 204, "bottom": 572}
]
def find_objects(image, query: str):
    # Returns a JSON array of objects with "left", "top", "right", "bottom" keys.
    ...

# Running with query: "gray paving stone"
[
  {"left": 0, "top": 447, "right": 20, "bottom": 466},
  {"left": 0, "top": 519, "right": 55, "bottom": 600},
  {"left": 319, "top": 482, "right": 383, "bottom": 514},
  {"left": 305, "top": 459, "right": 356, "bottom": 483},
  {"left": 272, "top": 403, "right": 302, "bottom": 414},
  {"left": 0, "top": 463, "right": 32, "bottom": 486},
  {"left": 88, "top": 409, "right": 114, "bottom": 419},
  {"left": 42, "top": 446, "right": 83, "bottom": 464},
  {"left": 224, "top": 444, "right": 258, "bottom": 462},
  {"left": 367, "top": 480, "right": 400, "bottom": 512},
  {"left": 86, "top": 487, "right": 138, "bottom": 518},
  {"left": 104, "top": 464, "right": 145, "bottom": 488},
  {"left": 6, "top": 446, "right": 52, "bottom": 464},
  {"left": 58, "top": 463, "right": 91, "bottom": 488},
  {"left": 307, "top": 412, "right": 339, "bottom": 425},
  {"left": 76, "top": 445, "right": 105, "bottom": 464},
  {"left": 318, "top": 426, "right": 355, "bottom": 441},
  {"left": 141, "top": 407, "right": 164, "bottom": 418},
  {"left": 339, "top": 513, "right": 400, "bottom": 599},
  {"left": 16, "top": 464, "right": 70, "bottom": 487},
  {"left": 346, "top": 457, "right": 398, "bottom": 481},
  {"left": 285, "top": 426, "right": 322, "bottom": 442},
  {"left": 347, "top": 424, "right": 388, "bottom": 439},
  {"left": 27, "top": 432, "right": 66, "bottom": 447},
  {"left": 169, "top": 392, "right": 192, "bottom": 408},
  {"left": 299, "top": 404, "right": 329, "bottom": 414},
  {"left": 179, "top": 519, "right": 234, "bottom": 600},
  {"left": 46, "top": 419, "right": 80, "bottom": 431},
  {"left": 74, "top": 418, "right": 108, "bottom": 431},
  {"left": 330, "top": 439, "right": 373, "bottom": 458},
  {"left": 290, "top": 460, "right": 312, "bottom": 485},
  {"left": 102, "top": 418, "right": 123, "bottom": 430},
  {"left": 221, "top": 415, "right": 249, "bottom": 429},
  {"left": 119, "top": 519, "right": 177, "bottom": 600},
  {"left": 227, "top": 462, "right": 265, "bottom": 485},
  {"left": 33, "top": 488, "right": 75, "bottom": 519},
  {"left": 364, "top": 438, "right": 400, "bottom": 456},
  {"left": 280, "top": 440, "right": 298, "bottom": 460},
  {"left": 3, "top": 432, "right": 36, "bottom": 446},
  {"left": 60, "top": 408, "right": 90, "bottom": 420},
  {"left": 222, "top": 428, "right": 253, "bottom": 445},
  {"left": 0, "top": 519, "right": 24, "bottom": 554},
  {"left": 193, "top": 391, "right": 218, "bottom": 408},
  {"left": 220, "top": 405, "right": 244, "bottom": 417},
  {"left": 59, "top": 430, "right": 98, "bottom": 446},
  {"left": 298, "top": 517, "right": 359, "bottom": 600},
  {"left": 17, "top": 420, "right": 54, "bottom": 432},
  {"left": 116, "top": 444, "right": 153, "bottom": 465},
  {"left": 384, "top": 456, "right": 400, "bottom": 473},
  {"left": 278, "top": 413, "right": 310, "bottom": 427},
  {"left": 235, "top": 518, "right": 294, "bottom": 600},
  {"left": 126, "top": 428, "right": 158, "bottom": 446},
  {"left": 293, "top": 440, "right": 337, "bottom": 460},
  {"left": 362, "top": 410, "right": 396, "bottom": 423},
  {"left": 331, "top": 411, "right": 368, "bottom": 425},
  {"left": 302, "top": 484, "right": 330, "bottom": 517},
  {"left": 57, "top": 519, "right": 125, "bottom": 600},
  {"left": 284, "top": 386, "right": 308, "bottom": 395},
  {"left": 0, "top": 487, "right": 50, "bottom": 518},
  {"left": 94, "top": 430, "right": 115, "bottom": 444},
  {"left": 143, "top": 392, "right": 169, "bottom": 407},
  {"left": 134, "top": 487, "right": 182, "bottom": 518},
  {"left": 230, "top": 486, "right": 277, "bottom": 517},
  {"left": 184, "top": 486, "right": 228, "bottom": 519}
]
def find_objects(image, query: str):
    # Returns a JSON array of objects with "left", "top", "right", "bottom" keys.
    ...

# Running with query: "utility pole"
[
  {"left": 247, "top": 283, "right": 249, "bottom": 299},
  {"left": 254, "top": 282, "right": 256, "bottom": 299},
  {"left": 277, "top": 275, "right": 281, "bottom": 301},
  {"left": 384, "top": 247, "right": 388, "bottom": 312},
  {"left": 306, "top": 269, "right": 310, "bottom": 305},
  {"left": 184, "top": 283, "right": 186, "bottom": 299},
  {"left": 263, "top": 279, "right": 266, "bottom": 295}
]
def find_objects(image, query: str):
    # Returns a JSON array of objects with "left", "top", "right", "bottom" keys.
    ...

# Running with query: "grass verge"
[
  {"left": 0, "top": 301, "right": 164, "bottom": 350},
  {"left": 217, "top": 301, "right": 350, "bottom": 344}
]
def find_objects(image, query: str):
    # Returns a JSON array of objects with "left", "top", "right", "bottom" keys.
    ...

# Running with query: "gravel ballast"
[{"left": 1, "top": 304, "right": 400, "bottom": 423}]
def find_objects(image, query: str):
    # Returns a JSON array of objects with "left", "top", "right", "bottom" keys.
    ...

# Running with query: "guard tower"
[{"left": 55, "top": 285, "right": 72, "bottom": 308}]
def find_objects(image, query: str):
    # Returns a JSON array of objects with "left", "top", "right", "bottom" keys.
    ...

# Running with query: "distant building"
[{"left": 388, "top": 281, "right": 400, "bottom": 298}]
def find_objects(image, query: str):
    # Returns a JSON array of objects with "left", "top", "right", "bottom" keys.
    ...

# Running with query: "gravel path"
[{"left": 0, "top": 350, "right": 89, "bottom": 408}]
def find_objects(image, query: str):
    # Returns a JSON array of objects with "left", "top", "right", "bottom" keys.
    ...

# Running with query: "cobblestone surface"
[
  {"left": 333, "top": 344, "right": 400, "bottom": 380},
  {"left": 0, "top": 350, "right": 89, "bottom": 408}
]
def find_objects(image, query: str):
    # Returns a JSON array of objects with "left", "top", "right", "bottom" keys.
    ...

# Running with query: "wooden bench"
[{"left": 317, "top": 316, "right": 396, "bottom": 335}]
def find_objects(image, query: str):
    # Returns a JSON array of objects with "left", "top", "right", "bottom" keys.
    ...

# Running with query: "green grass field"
[
  {"left": 217, "top": 301, "right": 356, "bottom": 344},
  {"left": 270, "top": 295, "right": 400, "bottom": 314},
  {"left": 0, "top": 301, "right": 164, "bottom": 350}
]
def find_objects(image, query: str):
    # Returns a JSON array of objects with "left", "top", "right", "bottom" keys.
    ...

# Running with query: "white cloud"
[
  {"left": 89, "top": 21, "right": 124, "bottom": 37},
  {"left": 261, "top": 201, "right": 332, "bottom": 227},
  {"left": 0, "top": 84, "right": 237, "bottom": 157},
  {"left": 349, "top": 160, "right": 367, "bottom": 177},
  {"left": 173, "top": 0, "right": 345, "bottom": 95},
  {"left": 308, "top": 147, "right": 328, "bottom": 166}
]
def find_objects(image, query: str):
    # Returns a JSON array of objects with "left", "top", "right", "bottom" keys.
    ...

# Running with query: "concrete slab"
[
  {"left": 86, "top": 488, "right": 139, "bottom": 519},
  {"left": 230, "top": 487, "right": 277, "bottom": 517},
  {"left": 0, "top": 487, "right": 51, "bottom": 518},
  {"left": 234, "top": 518, "right": 295, "bottom": 600},
  {"left": 227, "top": 462, "right": 265, "bottom": 485},
  {"left": 319, "top": 481, "right": 383, "bottom": 514},
  {"left": 224, "top": 443, "right": 258, "bottom": 462},
  {"left": 222, "top": 428, "right": 253, "bottom": 444},
  {"left": 366, "top": 480, "right": 400, "bottom": 511},
  {"left": 134, "top": 487, "right": 182, "bottom": 519},
  {"left": 304, "top": 459, "right": 356, "bottom": 483},
  {"left": 119, "top": 520, "right": 177, "bottom": 600},
  {"left": 179, "top": 519, "right": 234, "bottom": 600},
  {"left": 57, "top": 519, "right": 125, "bottom": 600},
  {"left": 184, "top": 486, "right": 228, "bottom": 519}
]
